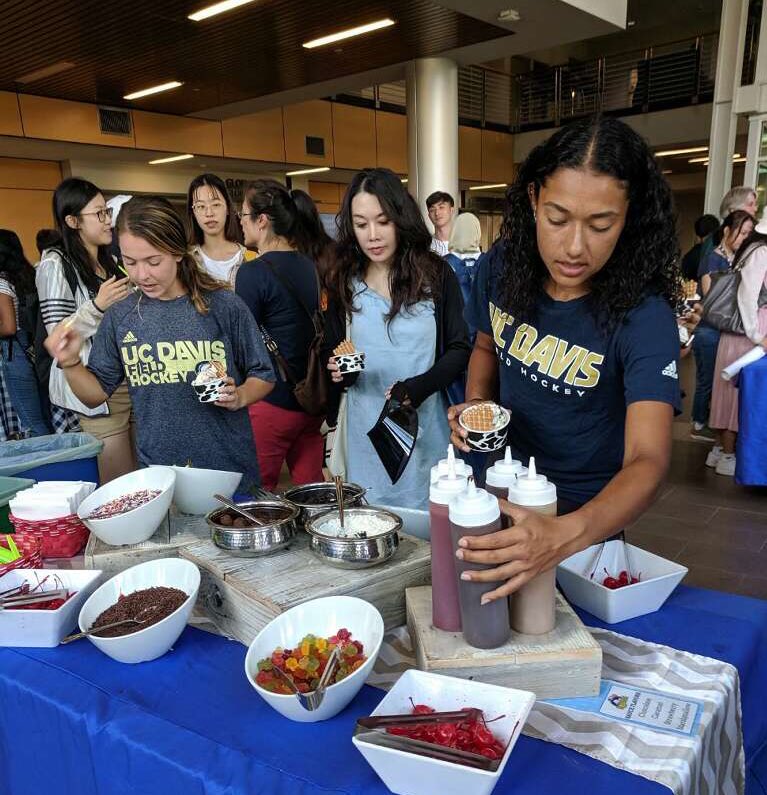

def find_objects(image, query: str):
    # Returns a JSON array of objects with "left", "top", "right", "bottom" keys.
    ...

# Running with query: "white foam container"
[
  {"left": 556, "top": 540, "right": 688, "bottom": 624},
  {"left": 353, "top": 669, "right": 535, "bottom": 795},
  {"left": 0, "top": 568, "right": 103, "bottom": 647}
]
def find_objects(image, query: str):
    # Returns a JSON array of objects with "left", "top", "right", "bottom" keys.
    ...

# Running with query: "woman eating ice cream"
[
  {"left": 448, "top": 117, "right": 682, "bottom": 604},
  {"left": 44, "top": 196, "right": 275, "bottom": 489}
]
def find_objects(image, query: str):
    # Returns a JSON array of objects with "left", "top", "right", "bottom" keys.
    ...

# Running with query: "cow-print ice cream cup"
[
  {"left": 193, "top": 377, "right": 227, "bottom": 403},
  {"left": 458, "top": 402, "right": 511, "bottom": 452},
  {"left": 334, "top": 351, "right": 366, "bottom": 374}
]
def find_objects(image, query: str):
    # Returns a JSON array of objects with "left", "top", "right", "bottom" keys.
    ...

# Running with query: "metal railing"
[{"left": 330, "top": 32, "right": 718, "bottom": 133}]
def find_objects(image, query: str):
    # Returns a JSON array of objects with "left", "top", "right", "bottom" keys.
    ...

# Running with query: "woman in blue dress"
[{"left": 324, "top": 169, "right": 471, "bottom": 510}]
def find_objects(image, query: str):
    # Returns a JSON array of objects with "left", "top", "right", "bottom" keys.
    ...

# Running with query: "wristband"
[
  {"left": 57, "top": 358, "right": 82, "bottom": 370},
  {"left": 92, "top": 299, "right": 104, "bottom": 313}
]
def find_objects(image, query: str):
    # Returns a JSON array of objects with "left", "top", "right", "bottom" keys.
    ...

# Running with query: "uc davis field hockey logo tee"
[
  {"left": 87, "top": 290, "right": 275, "bottom": 488},
  {"left": 467, "top": 247, "right": 681, "bottom": 506}
]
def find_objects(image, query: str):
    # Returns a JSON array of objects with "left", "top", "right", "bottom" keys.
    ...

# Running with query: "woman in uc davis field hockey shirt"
[
  {"left": 44, "top": 196, "right": 275, "bottom": 491},
  {"left": 449, "top": 116, "right": 682, "bottom": 605}
]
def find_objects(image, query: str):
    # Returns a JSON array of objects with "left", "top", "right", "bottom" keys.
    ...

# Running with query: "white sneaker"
[
  {"left": 715, "top": 453, "right": 736, "bottom": 476},
  {"left": 705, "top": 445, "right": 723, "bottom": 468}
]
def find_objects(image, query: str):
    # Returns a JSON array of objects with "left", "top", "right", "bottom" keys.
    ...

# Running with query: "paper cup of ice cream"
[
  {"left": 458, "top": 401, "right": 510, "bottom": 452},
  {"left": 333, "top": 340, "right": 365, "bottom": 374},
  {"left": 192, "top": 361, "right": 227, "bottom": 403}
]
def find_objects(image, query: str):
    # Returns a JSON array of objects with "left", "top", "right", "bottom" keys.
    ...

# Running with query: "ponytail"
[{"left": 243, "top": 179, "right": 299, "bottom": 241}]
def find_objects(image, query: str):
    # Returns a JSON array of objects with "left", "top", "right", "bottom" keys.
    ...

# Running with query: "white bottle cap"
[
  {"left": 429, "top": 458, "right": 469, "bottom": 506},
  {"left": 485, "top": 447, "right": 527, "bottom": 489},
  {"left": 506, "top": 457, "right": 557, "bottom": 507},
  {"left": 430, "top": 444, "right": 472, "bottom": 484},
  {"left": 448, "top": 478, "right": 500, "bottom": 528}
]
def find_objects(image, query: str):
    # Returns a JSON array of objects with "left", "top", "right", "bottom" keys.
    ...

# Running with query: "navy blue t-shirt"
[
  {"left": 235, "top": 251, "right": 318, "bottom": 412},
  {"left": 466, "top": 249, "right": 681, "bottom": 506}
]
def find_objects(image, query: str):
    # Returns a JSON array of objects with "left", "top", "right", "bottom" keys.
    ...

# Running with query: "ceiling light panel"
[
  {"left": 188, "top": 0, "right": 256, "bottom": 22},
  {"left": 303, "top": 18, "right": 395, "bottom": 49},
  {"left": 149, "top": 153, "right": 194, "bottom": 164},
  {"left": 124, "top": 81, "right": 183, "bottom": 100}
]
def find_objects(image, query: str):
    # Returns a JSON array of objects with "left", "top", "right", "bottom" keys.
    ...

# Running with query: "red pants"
[{"left": 248, "top": 401, "right": 324, "bottom": 491}]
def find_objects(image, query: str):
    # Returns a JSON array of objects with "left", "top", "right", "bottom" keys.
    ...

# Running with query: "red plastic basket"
[
  {"left": 9, "top": 514, "right": 89, "bottom": 559},
  {"left": 0, "top": 545, "right": 43, "bottom": 578}
]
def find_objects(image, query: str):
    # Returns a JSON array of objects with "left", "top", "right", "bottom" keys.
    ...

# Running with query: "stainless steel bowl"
[
  {"left": 304, "top": 506, "right": 401, "bottom": 569},
  {"left": 205, "top": 499, "right": 299, "bottom": 556},
  {"left": 282, "top": 482, "right": 367, "bottom": 527}
]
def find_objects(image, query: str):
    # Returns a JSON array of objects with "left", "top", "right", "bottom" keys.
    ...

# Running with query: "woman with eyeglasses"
[
  {"left": 36, "top": 177, "right": 135, "bottom": 482},
  {"left": 187, "top": 173, "right": 254, "bottom": 285},
  {"left": 235, "top": 179, "right": 327, "bottom": 492}
]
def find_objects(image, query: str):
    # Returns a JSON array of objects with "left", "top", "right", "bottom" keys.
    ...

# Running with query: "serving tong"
[
  {"left": 213, "top": 494, "right": 266, "bottom": 527},
  {"left": 0, "top": 588, "right": 69, "bottom": 610},
  {"left": 270, "top": 644, "right": 342, "bottom": 712},
  {"left": 353, "top": 709, "right": 511, "bottom": 771}
]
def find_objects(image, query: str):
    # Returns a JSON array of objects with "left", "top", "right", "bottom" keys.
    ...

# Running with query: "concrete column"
[
  {"left": 406, "top": 58, "right": 459, "bottom": 227},
  {"left": 704, "top": 0, "right": 746, "bottom": 215}
]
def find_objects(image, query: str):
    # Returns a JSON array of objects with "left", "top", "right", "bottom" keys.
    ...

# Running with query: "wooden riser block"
[
  {"left": 181, "top": 532, "right": 432, "bottom": 647},
  {"left": 406, "top": 586, "right": 601, "bottom": 700},
  {"left": 84, "top": 511, "right": 210, "bottom": 575}
]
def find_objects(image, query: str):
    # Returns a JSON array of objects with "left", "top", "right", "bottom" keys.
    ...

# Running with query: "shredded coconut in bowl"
[{"left": 316, "top": 513, "right": 397, "bottom": 539}]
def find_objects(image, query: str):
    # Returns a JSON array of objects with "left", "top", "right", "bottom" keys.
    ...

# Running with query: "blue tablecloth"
[
  {"left": 1, "top": 585, "right": 766, "bottom": 795},
  {"left": 737, "top": 355, "right": 767, "bottom": 486}
]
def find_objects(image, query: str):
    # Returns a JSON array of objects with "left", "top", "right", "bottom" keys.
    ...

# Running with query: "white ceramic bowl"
[
  {"left": 77, "top": 467, "right": 176, "bottom": 545},
  {"left": 0, "top": 568, "right": 103, "bottom": 648},
  {"left": 557, "top": 539, "right": 688, "bottom": 624},
  {"left": 244, "top": 595, "right": 384, "bottom": 723},
  {"left": 352, "top": 669, "right": 535, "bottom": 795},
  {"left": 77, "top": 558, "right": 199, "bottom": 664},
  {"left": 168, "top": 465, "right": 243, "bottom": 515}
]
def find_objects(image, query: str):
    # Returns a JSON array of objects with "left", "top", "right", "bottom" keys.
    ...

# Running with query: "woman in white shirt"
[{"left": 187, "top": 174, "right": 252, "bottom": 285}]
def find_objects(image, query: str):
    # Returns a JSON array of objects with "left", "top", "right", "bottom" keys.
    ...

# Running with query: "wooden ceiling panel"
[{"left": 0, "top": 1, "right": 509, "bottom": 115}]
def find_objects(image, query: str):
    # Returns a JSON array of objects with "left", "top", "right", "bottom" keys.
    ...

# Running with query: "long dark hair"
[
  {"left": 327, "top": 167, "right": 442, "bottom": 324},
  {"left": 497, "top": 116, "right": 680, "bottom": 331},
  {"left": 117, "top": 196, "right": 227, "bottom": 315},
  {"left": 0, "top": 230, "right": 36, "bottom": 298},
  {"left": 290, "top": 189, "right": 336, "bottom": 273},
  {"left": 714, "top": 210, "right": 753, "bottom": 248},
  {"left": 187, "top": 173, "right": 242, "bottom": 246},
  {"left": 242, "top": 178, "right": 314, "bottom": 246},
  {"left": 52, "top": 177, "right": 119, "bottom": 295}
]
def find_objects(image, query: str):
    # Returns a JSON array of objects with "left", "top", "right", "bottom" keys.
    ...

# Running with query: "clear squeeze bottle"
[
  {"left": 429, "top": 463, "right": 469, "bottom": 631},
  {"left": 449, "top": 480, "right": 510, "bottom": 649},
  {"left": 484, "top": 447, "right": 528, "bottom": 501},
  {"left": 430, "top": 443, "right": 473, "bottom": 484},
  {"left": 507, "top": 457, "right": 558, "bottom": 635}
]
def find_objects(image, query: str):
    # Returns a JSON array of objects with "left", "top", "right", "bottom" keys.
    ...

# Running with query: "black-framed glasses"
[
  {"left": 236, "top": 210, "right": 256, "bottom": 220},
  {"left": 80, "top": 207, "right": 114, "bottom": 224}
]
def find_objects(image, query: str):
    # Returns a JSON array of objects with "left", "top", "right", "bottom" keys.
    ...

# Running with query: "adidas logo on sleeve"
[{"left": 661, "top": 361, "right": 678, "bottom": 379}]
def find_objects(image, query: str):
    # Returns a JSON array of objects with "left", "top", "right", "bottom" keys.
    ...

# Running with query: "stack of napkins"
[{"left": 9, "top": 481, "right": 97, "bottom": 521}]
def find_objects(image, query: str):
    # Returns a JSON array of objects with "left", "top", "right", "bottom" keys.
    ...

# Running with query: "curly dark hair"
[
  {"left": 327, "top": 168, "right": 443, "bottom": 324},
  {"left": 497, "top": 116, "right": 681, "bottom": 332}
]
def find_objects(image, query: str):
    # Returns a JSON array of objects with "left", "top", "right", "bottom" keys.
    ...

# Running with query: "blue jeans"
[
  {"left": 0, "top": 333, "right": 51, "bottom": 437},
  {"left": 691, "top": 323, "right": 720, "bottom": 426}
]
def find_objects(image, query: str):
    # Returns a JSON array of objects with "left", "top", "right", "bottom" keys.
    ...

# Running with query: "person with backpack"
[
  {"left": 707, "top": 211, "right": 767, "bottom": 476},
  {"left": 0, "top": 230, "right": 51, "bottom": 439},
  {"left": 235, "top": 179, "right": 327, "bottom": 492},
  {"left": 36, "top": 177, "right": 135, "bottom": 483}
]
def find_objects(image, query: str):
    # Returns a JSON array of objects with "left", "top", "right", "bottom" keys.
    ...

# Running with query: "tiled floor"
[{"left": 627, "top": 429, "right": 767, "bottom": 600}]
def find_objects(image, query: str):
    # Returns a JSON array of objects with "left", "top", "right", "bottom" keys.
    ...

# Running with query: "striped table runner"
[{"left": 368, "top": 626, "right": 745, "bottom": 795}]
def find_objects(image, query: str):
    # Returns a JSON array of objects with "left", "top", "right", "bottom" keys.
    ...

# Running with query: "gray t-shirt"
[{"left": 87, "top": 289, "right": 275, "bottom": 490}]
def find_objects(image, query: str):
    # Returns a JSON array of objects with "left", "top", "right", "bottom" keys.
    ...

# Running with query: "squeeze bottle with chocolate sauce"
[
  {"left": 485, "top": 447, "right": 528, "bottom": 501},
  {"left": 430, "top": 444, "right": 472, "bottom": 484},
  {"left": 429, "top": 462, "right": 470, "bottom": 631},
  {"left": 449, "top": 480, "right": 510, "bottom": 649},
  {"left": 507, "top": 457, "right": 558, "bottom": 635}
]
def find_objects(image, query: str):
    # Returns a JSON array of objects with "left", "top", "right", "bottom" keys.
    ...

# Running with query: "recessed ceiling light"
[
  {"left": 655, "top": 146, "right": 708, "bottom": 157},
  {"left": 303, "top": 18, "right": 395, "bottom": 49},
  {"left": 689, "top": 153, "right": 742, "bottom": 164},
  {"left": 188, "top": 0, "right": 256, "bottom": 22},
  {"left": 15, "top": 61, "right": 76, "bottom": 84},
  {"left": 149, "top": 153, "right": 194, "bottom": 165},
  {"left": 124, "top": 81, "right": 183, "bottom": 100},
  {"left": 401, "top": 178, "right": 408, "bottom": 183},
  {"left": 285, "top": 166, "right": 331, "bottom": 176},
  {"left": 469, "top": 183, "right": 507, "bottom": 191},
  {"left": 497, "top": 9, "right": 521, "bottom": 22}
]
